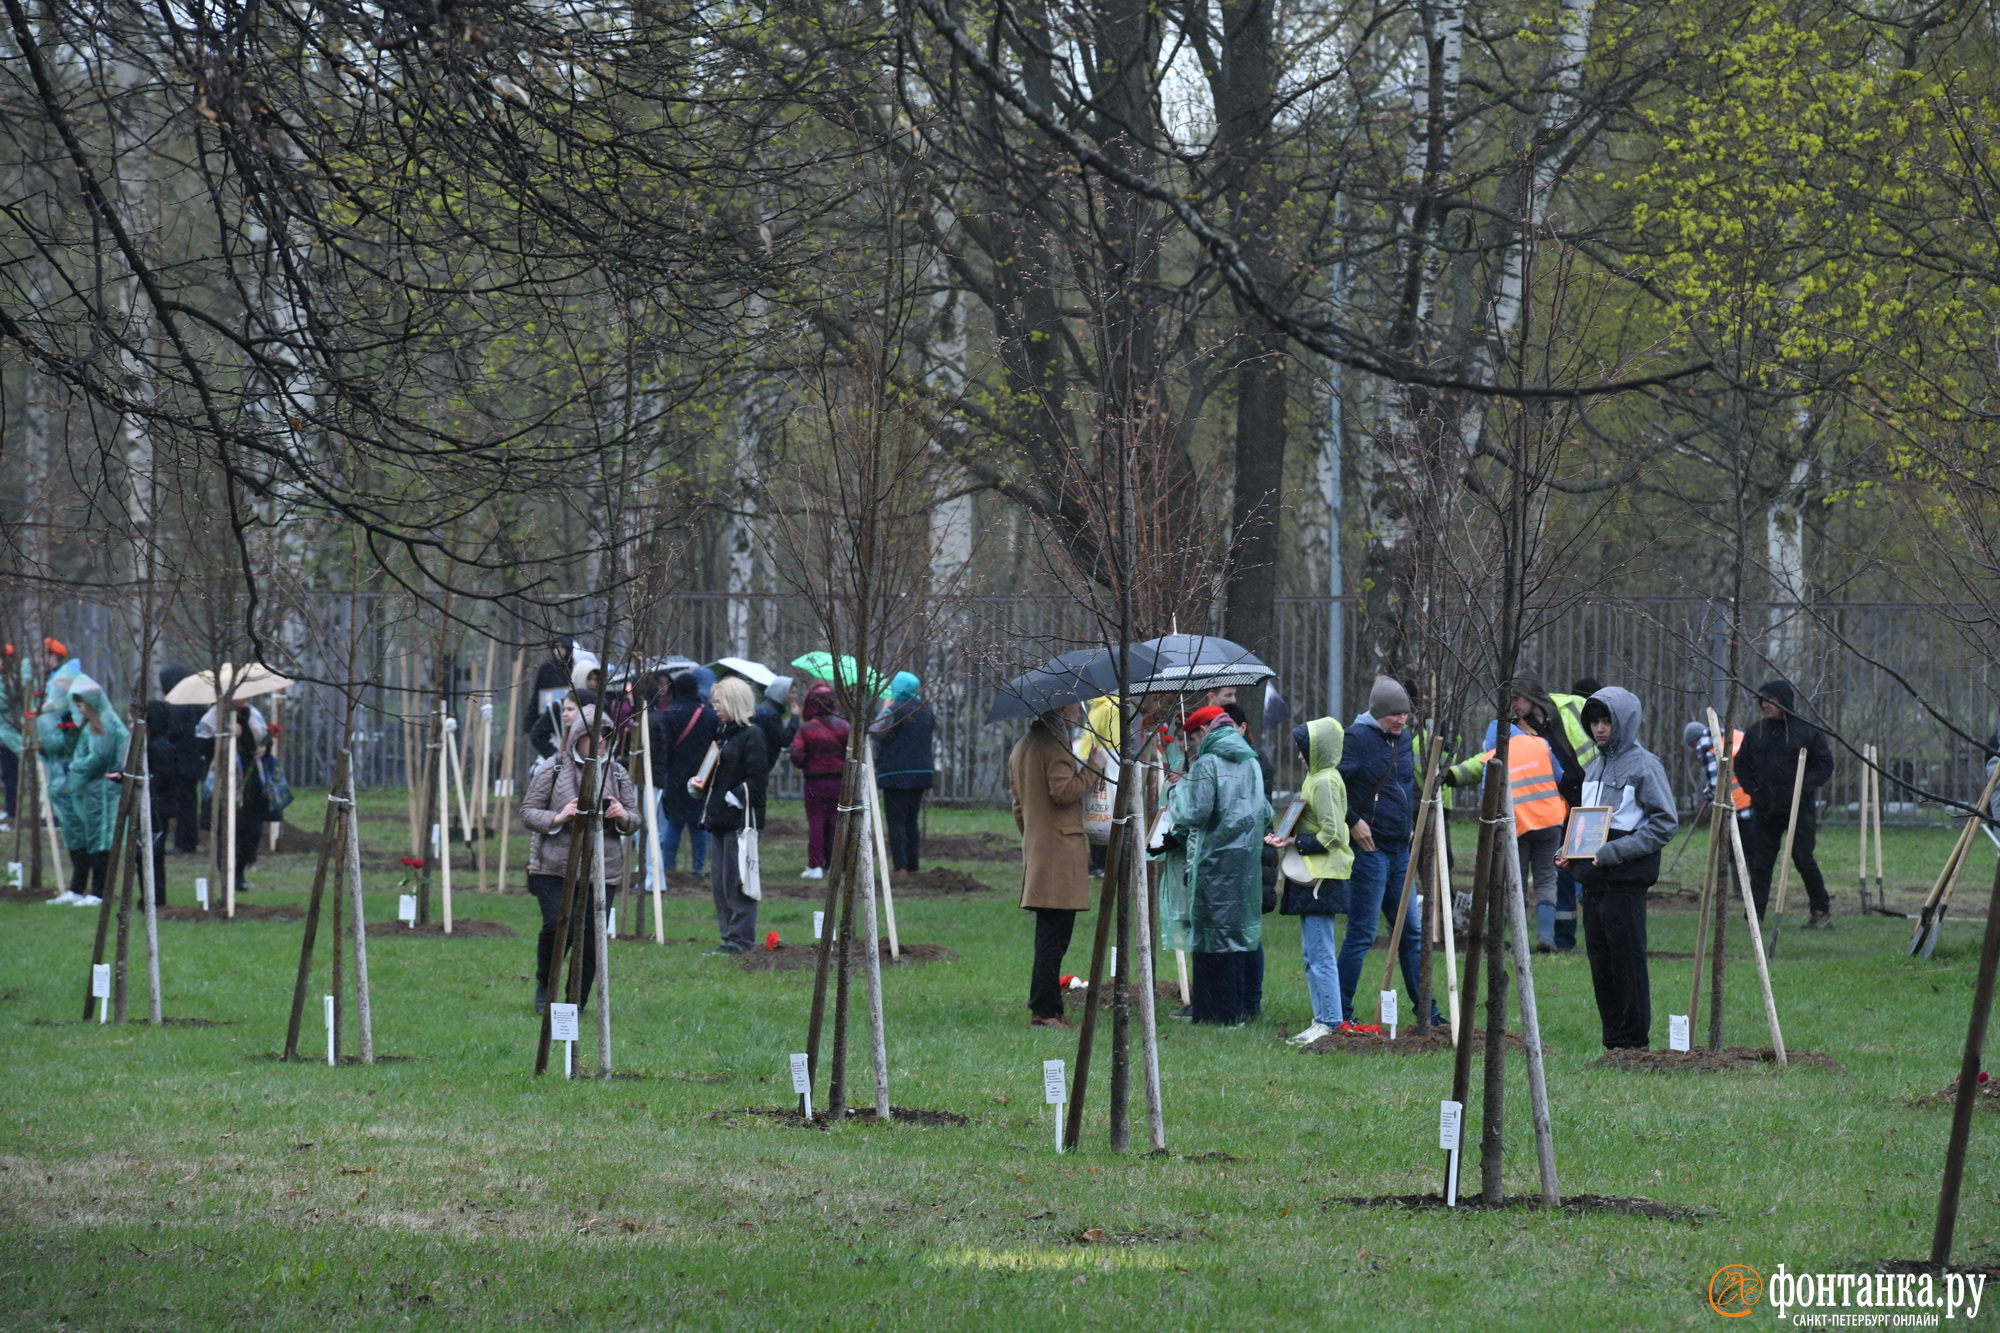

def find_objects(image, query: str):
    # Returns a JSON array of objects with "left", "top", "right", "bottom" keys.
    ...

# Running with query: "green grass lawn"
[{"left": 2, "top": 793, "right": 1998, "bottom": 1329}]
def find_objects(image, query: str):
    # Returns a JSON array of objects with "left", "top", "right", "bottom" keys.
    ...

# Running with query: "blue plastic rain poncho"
[
  {"left": 1167, "top": 722, "right": 1270, "bottom": 953},
  {"left": 54, "top": 674, "right": 129, "bottom": 853}
]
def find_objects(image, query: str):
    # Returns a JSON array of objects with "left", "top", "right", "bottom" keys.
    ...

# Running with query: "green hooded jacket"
[
  {"left": 56, "top": 675, "right": 129, "bottom": 853},
  {"left": 1167, "top": 723, "right": 1269, "bottom": 954},
  {"left": 1297, "top": 717, "right": 1353, "bottom": 882}
]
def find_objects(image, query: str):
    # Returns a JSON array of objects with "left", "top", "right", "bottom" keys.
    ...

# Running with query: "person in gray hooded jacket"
[{"left": 1557, "top": 686, "right": 1677, "bottom": 1049}]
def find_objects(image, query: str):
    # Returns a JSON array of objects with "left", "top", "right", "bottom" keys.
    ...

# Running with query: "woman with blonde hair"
[{"left": 697, "top": 676, "right": 768, "bottom": 953}]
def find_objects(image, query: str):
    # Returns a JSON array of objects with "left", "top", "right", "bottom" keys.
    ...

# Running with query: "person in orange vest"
[
  {"left": 1445, "top": 723, "right": 1568, "bottom": 950},
  {"left": 1683, "top": 721, "right": 1752, "bottom": 817}
]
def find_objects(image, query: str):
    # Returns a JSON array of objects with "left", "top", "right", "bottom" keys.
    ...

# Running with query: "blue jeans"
[
  {"left": 1337, "top": 842, "right": 1422, "bottom": 1020},
  {"left": 661, "top": 816, "right": 707, "bottom": 873},
  {"left": 1300, "top": 915, "right": 1345, "bottom": 1027}
]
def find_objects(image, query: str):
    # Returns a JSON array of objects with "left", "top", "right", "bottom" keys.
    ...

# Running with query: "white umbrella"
[
  {"left": 163, "top": 662, "right": 294, "bottom": 705},
  {"left": 709, "top": 656, "right": 777, "bottom": 688}
]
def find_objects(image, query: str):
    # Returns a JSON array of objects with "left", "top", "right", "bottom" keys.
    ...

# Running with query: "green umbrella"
[{"left": 790, "top": 652, "right": 884, "bottom": 697}]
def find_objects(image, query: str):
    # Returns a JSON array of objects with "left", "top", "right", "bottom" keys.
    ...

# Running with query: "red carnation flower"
[
  {"left": 765, "top": 930, "right": 781, "bottom": 952},
  {"left": 401, "top": 856, "right": 424, "bottom": 868}
]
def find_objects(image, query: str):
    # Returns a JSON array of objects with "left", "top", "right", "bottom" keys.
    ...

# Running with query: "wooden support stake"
[
  {"left": 284, "top": 753, "right": 349, "bottom": 1061},
  {"left": 857, "top": 783, "right": 891, "bottom": 1120},
  {"left": 1435, "top": 799, "right": 1459, "bottom": 1042},
  {"left": 111, "top": 723, "right": 150, "bottom": 1021},
  {"left": 1721, "top": 788, "right": 1787, "bottom": 1066},
  {"left": 1910, "top": 763, "right": 2000, "bottom": 957},
  {"left": 1857, "top": 744, "right": 1874, "bottom": 916},
  {"left": 1066, "top": 765, "right": 1121, "bottom": 1152},
  {"left": 1126, "top": 739, "right": 1166, "bottom": 1152},
  {"left": 534, "top": 754, "right": 601, "bottom": 1074},
  {"left": 863, "top": 746, "right": 900, "bottom": 959},
  {"left": 437, "top": 707, "right": 454, "bottom": 934},
  {"left": 636, "top": 678, "right": 666, "bottom": 942},
  {"left": 1871, "top": 750, "right": 1886, "bottom": 912},
  {"left": 1447, "top": 758, "right": 1505, "bottom": 1202},
  {"left": 1766, "top": 748, "right": 1809, "bottom": 956},
  {"left": 1687, "top": 788, "right": 1724, "bottom": 1038},
  {"left": 591, "top": 787, "right": 612, "bottom": 1076},
  {"left": 1500, "top": 785, "right": 1559, "bottom": 1206},
  {"left": 137, "top": 755, "right": 162, "bottom": 1024},
  {"left": 1380, "top": 726, "right": 1443, "bottom": 1022},
  {"left": 494, "top": 650, "right": 523, "bottom": 896},
  {"left": 83, "top": 731, "right": 143, "bottom": 1021},
  {"left": 341, "top": 756, "right": 373, "bottom": 1063},
  {"left": 1930, "top": 852, "right": 2000, "bottom": 1267},
  {"left": 475, "top": 640, "right": 496, "bottom": 890}
]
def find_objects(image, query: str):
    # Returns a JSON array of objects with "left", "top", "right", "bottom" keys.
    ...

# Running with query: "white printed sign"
[
  {"left": 549, "top": 1002, "right": 580, "bottom": 1043},
  {"left": 195, "top": 877, "right": 210, "bottom": 909},
  {"left": 1042, "top": 1058, "right": 1067, "bottom": 1106},
  {"left": 812, "top": 911, "right": 824, "bottom": 941},
  {"left": 789, "top": 1053, "right": 811, "bottom": 1095},
  {"left": 91, "top": 963, "right": 111, "bottom": 998},
  {"left": 1669, "top": 1014, "right": 1691, "bottom": 1053},
  {"left": 398, "top": 894, "right": 417, "bottom": 926},
  {"left": 1441, "top": 1099, "right": 1464, "bottom": 1208},
  {"left": 1380, "top": 990, "right": 1399, "bottom": 1039}
]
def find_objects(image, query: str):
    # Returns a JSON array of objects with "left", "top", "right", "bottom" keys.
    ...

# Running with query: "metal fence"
[{"left": 14, "top": 589, "right": 1996, "bottom": 820}]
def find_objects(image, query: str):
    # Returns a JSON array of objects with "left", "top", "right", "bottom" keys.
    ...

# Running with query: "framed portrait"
[
  {"left": 1272, "top": 797, "right": 1306, "bottom": 840},
  {"left": 1561, "top": 806, "right": 1614, "bottom": 860}
]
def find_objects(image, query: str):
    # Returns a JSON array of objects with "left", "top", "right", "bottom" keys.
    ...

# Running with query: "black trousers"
[
  {"left": 68, "top": 849, "right": 110, "bottom": 899},
  {"left": 1191, "top": 951, "right": 1251, "bottom": 1025},
  {"left": 154, "top": 775, "right": 200, "bottom": 854},
  {"left": 529, "top": 873, "right": 619, "bottom": 1007},
  {"left": 1745, "top": 807, "right": 1829, "bottom": 916},
  {"left": 1244, "top": 945, "right": 1265, "bottom": 1017},
  {"left": 1582, "top": 885, "right": 1651, "bottom": 1048},
  {"left": 1028, "top": 907, "right": 1078, "bottom": 1018},
  {"left": 0, "top": 745, "right": 16, "bottom": 818},
  {"left": 881, "top": 788, "right": 925, "bottom": 872}
]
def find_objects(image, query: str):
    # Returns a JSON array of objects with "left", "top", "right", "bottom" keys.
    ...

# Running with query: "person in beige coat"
[{"left": 1011, "top": 703, "right": 1106, "bottom": 1028}]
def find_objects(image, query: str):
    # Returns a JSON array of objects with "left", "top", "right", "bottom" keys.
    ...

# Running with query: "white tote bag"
[{"left": 738, "top": 825, "right": 763, "bottom": 901}]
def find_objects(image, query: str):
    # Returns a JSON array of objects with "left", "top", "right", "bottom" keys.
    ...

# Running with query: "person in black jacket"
[
  {"left": 869, "top": 672, "right": 935, "bottom": 874},
  {"left": 1735, "top": 678, "right": 1836, "bottom": 927},
  {"left": 698, "top": 678, "right": 768, "bottom": 954},
  {"left": 147, "top": 665, "right": 207, "bottom": 868},
  {"left": 753, "top": 676, "right": 797, "bottom": 774},
  {"left": 528, "top": 638, "right": 574, "bottom": 738},
  {"left": 653, "top": 671, "right": 717, "bottom": 874}
]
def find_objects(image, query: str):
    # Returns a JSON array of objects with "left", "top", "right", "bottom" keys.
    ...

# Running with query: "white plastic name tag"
[
  {"left": 1042, "top": 1059, "right": 1067, "bottom": 1106},
  {"left": 1439, "top": 1099, "right": 1463, "bottom": 1150},
  {"left": 549, "top": 1003, "right": 580, "bottom": 1043},
  {"left": 789, "top": 1053, "right": 811, "bottom": 1095},
  {"left": 195, "top": 877, "right": 210, "bottom": 909},
  {"left": 398, "top": 894, "right": 417, "bottom": 925},
  {"left": 91, "top": 963, "right": 111, "bottom": 998},
  {"left": 1669, "top": 1014, "right": 1690, "bottom": 1052}
]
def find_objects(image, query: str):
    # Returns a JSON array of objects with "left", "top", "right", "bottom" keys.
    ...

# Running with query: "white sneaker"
[
  {"left": 76, "top": 894, "right": 104, "bottom": 907},
  {"left": 800, "top": 866, "right": 824, "bottom": 880},
  {"left": 45, "top": 891, "right": 83, "bottom": 905},
  {"left": 1288, "top": 1022, "right": 1333, "bottom": 1046}
]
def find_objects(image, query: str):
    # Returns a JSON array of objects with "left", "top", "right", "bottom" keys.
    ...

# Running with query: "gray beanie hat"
[
  {"left": 1368, "top": 676, "right": 1412, "bottom": 718},
  {"left": 765, "top": 675, "right": 794, "bottom": 706},
  {"left": 1683, "top": 721, "right": 1707, "bottom": 747}
]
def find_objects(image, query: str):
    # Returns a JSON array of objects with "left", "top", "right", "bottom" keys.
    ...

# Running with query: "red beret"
[
  {"left": 1183, "top": 705, "right": 1227, "bottom": 735},
  {"left": 43, "top": 637, "right": 66, "bottom": 657}
]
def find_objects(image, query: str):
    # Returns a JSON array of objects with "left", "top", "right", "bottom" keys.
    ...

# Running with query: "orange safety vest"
[
  {"left": 1472, "top": 734, "right": 1568, "bottom": 833},
  {"left": 1723, "top": 729, "right": 1751, "bottom": 811}
]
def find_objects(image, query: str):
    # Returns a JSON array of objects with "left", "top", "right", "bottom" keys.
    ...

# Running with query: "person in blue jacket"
[
  {"left": 1336, "top": 676, "right": 1435, "bottom": 1023},
  {"left": 870, "top": 672, "right": 935, "bottom": 875}
]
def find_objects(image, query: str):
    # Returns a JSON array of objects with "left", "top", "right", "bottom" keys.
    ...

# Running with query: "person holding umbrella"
[
  {"left": 1011, "top": 702, "right": 1106, "bottom": 1029},
  {"left": 1167, "top": 704, "right": 1269, "bottom": 1026},
  {"left": 870, "top": 671, "right": 935, "bottom": 875}
]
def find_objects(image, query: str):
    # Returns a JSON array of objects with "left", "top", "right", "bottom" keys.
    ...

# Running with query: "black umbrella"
[{"left": 985, "top": 644, "right": 1162, "bottom": 723}]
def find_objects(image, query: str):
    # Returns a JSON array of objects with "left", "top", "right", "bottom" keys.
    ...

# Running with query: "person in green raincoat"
[
  {"left": 1166, "top": 704, "right": 1270, "bottom": 1025},
  {"left": 52, "top": 673, "right": 128, "bottom": 904}
]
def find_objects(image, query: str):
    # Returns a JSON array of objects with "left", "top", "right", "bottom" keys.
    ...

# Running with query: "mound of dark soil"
[
  {"left": 364, "top": 918, "right": 517, "bottom": 938},
  {"left": 1591, "top": 1045, "right": 1842, "bottom": 1073},
  {"left": 735, "top": 941, "right": 957, "bottom": 972},
  {"left": 1334, "top": 1192, "right": 1704, "bottom": 1221},
  {"left": 0, "top": 887, "right": 64, "bottom": 904},
  {"left": 1070, "top": 979, "right": 1183, "bottom": 1010},
  {"left": 158, "top": 903, "right": 305, "bottom": 923},
  {"left": 1914, "top": 1076, "right": 2000, "bottom": 1110}
]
